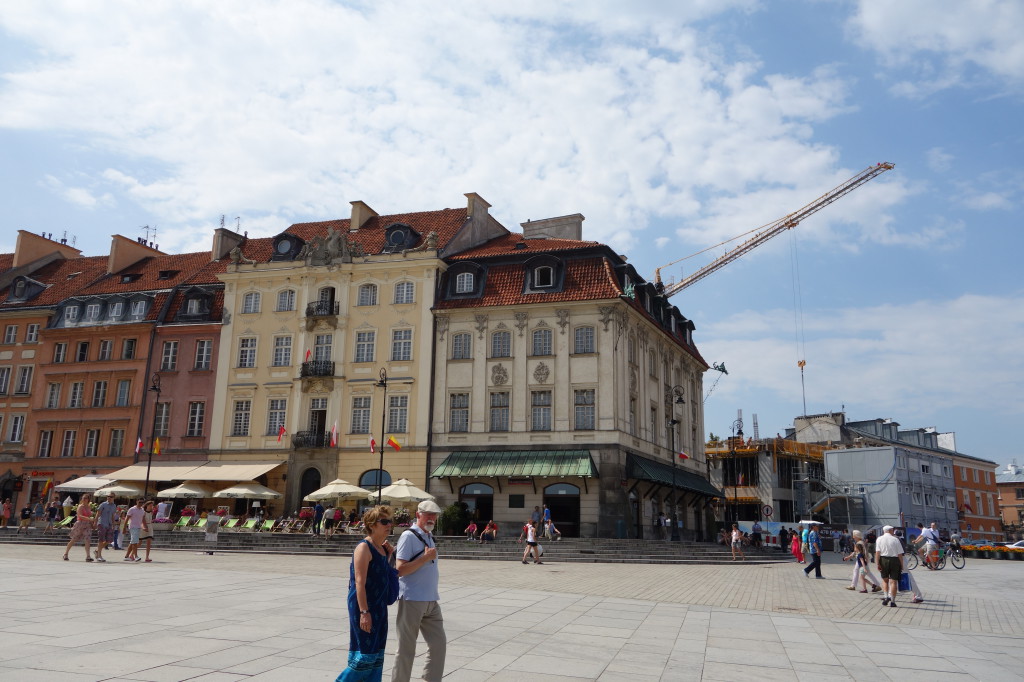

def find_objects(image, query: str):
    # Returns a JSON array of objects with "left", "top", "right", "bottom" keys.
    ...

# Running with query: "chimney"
[
  {"left": 211, "top": 227, "right": 246, "bottom": 261},
  {"left": 13, "top": 230, "right": 82, "bottom": 267},
  {"left": 521, "top": 214, "right": 585, "bottom": 241},
  {"left": 107, "top": 235, "right": 164, "bottom": 274},
  {"left": 349, "top": 201, "right": 379, "bottom": 232}
]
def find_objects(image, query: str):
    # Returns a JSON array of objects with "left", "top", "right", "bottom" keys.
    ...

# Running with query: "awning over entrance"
[
  {"left": 105, "top": 461, "right": 283, "bottom": 482},
  {"left": 626, "top": 453, "right": 724, "bottom": 498},
  {"left": 431, "top": 450, "right": 599, "bottom": 479}
]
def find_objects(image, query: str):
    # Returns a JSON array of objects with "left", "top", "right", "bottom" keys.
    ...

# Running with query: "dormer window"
[
  {"left": 109, "top": 301, "right": 123, "bottom": 318},
  {"left": 13, "top": 280, "right": 25, "bottom": 298},
  {"left": 64, "top": 306, "right": 80, "bottom": 322},
  {"left": 534, "top": 266, "right": 554, "bottom": 288},
  {"left": 446, "top": 262, "right": 485, "bottom": 299},
  {"left": 158, "top": 270, "right": 179, "bottom": 280},
  {"left": 121, "top": 274, "right": 141, "bottom": 283},
  {"left": 85, "top": 304, "right": 101, "bottom": 320},
  {"left": 382, "top": 223, "right": 420, "bottom": 253},
  {"left": 455, "top": 273, "right": 474, "bottom": 294},
  {"left": 186, "top": 298, "right": 203, "bottom": 315},
  {"left": 523, "top": 255, "right": 564, "bottom": 294},
  {"left": 130, "top": 300, "right": 147, "bottom": 317}
]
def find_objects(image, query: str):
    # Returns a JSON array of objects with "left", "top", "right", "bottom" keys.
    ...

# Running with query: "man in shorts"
[
  {"left": 94, "top": 492, "right": 118, "bottom": 562},
  {"left": 875, "top": 525, "right": 904, "bottom": 607},
  {"left": 124, "top": 499, "right": 146, "bottom": 562}
]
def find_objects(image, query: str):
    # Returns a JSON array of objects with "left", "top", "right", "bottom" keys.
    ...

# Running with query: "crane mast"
[{"left": 656, "top": 163, "right": 894, "bottom": 298}]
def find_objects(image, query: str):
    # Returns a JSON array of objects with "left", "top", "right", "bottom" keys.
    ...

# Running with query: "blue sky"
[{"left": 1, "top": 1, "right": 1021, "bottom": 461}]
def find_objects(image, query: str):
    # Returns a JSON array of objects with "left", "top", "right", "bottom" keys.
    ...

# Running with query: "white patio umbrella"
[
  {"left": 54, "top": 476, "right": 113, "bottom": 493},
  {"left": 304, "top": 479, "right": 372, "bottom": 502},
  {"left": 95, "top": 481, "right": 146, "bottom": 498},
  {"left": 798, "top": 520, "right": 823, "bottom": 525},
  {"left": 212, "top": 482, "right": 282, "bottom": 500},
  {"left": 366, "top": 478, "right": 434, "bottom": 504},
  {"left": 157, "top": 482, "right": 216, "bottom": 499}
]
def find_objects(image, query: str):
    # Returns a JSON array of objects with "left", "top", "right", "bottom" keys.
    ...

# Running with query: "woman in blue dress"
[{"left": 338, "top": 505, "right": 394, "bottom": 682}]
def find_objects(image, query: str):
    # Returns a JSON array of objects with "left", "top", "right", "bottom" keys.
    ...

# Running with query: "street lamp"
[
  {"left": 143, "top": 373, "right": 161, "bottom": 500},
  {"left": 730, "top": 416, "right": 744, "bottom": 525},
  {"left": 666, "top": 386, "right": 686, "bottom": 541},
  {"left": 373, "top": 368, "right": 388, "bottom": 505}
]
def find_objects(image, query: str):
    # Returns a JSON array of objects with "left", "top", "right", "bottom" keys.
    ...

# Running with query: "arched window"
[
  {"left": 357, "top": 284, "right": 378, "bottom": 306},
  {"left": 544, "top": 482, "right": 580, "bottom": 496},
  {"left": 13, "top": 280, "right": 25, "bottom": 298},
  {"left": 534, "top": 265, "right": 554, "bottom": 287},
  {"left": 242, "top": 292, "right": 261, "bottom": 314},
  {"left": 452, "top": 332, "right": 472, "bottom": 360},
  {"left": 360, "top": 469, "right": 392, "bottom": 489},
  {"left": 394, "top": 281, "right": 415, "bottom": 304},
  {"left": 300, "top": 467, "right": 322, "bottom": 501},
  {"left": 531, "top": 328, "right": 552, "bottom": 356},
  {"left": 276, "top": 289, "right": 296, "bottom": 312},
  {"left": 455, "top": 272, "right": 474, "bottom": 294},
  {"left": 461, "top": 483, "right": 493, "bottom": 495}
]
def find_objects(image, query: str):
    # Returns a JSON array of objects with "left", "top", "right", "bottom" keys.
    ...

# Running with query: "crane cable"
[{"left": 790, "top": 229, "right": 808, "bottom": 416}]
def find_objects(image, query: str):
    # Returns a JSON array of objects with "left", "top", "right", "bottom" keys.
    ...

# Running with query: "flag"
[
  {"left": 135, "top": 437, "right": 144, "bottom": 454},
  {"left": 330, "top": 421, "right": 338, "bottom": 447},
  {"left": 40, "top": 478, "right": 52, "bottom": 500},
  {"left": 305, "top": 348, "right": 312, "bottom": 362},
  {"left": 678, "top": 451, "right": 689, "bottom": 460},
  {"left": 738, "top": 473, "right": 745, "bottom": 485},
  {"left": 277, "top": 425, "right": 286, "bottom": 442},
  {"left": 963, "top": 501, "right": 973, "bottom": 513},
  {"left": 387, "top": 436, "right": 401, "bottom": 451},
  {"left": 153, "top": 437, "right": 161, "bottom": 455},
  {"left": 369, "top": 437, "right": 377, "bottom": 453}
]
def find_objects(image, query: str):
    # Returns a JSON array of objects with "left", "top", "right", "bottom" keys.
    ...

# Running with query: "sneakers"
[
  {"left": 881, "top": 597, "right": 890, "bottom": 606},
  {"left": 890, "top": 601, "right": 898, "bottom": 608},
  {"left": 845, "top": 586, "right": 856, "bottom": 591},
  {"left": 134, "top": 557, "right": 142, "bottom": 562},
  {"left": 522, "top": 560, "right": 528, "bottom": 564},
  {"left": 871, "top": 585, "right": 882, "bottom": 593},
  {"left": 144, "top": 559, "right": 152, "bottom": 562},
  {"left": 95, "top": 557, "right": 106, "bottom": 563},
  {"left": 123, "top": 557, "right": 132, "bottom": 562},
  {"left": 912, "top": 597, "right": 924, "bottom": 603},
  {"left": 85, "top": 557, "right": 94, "bottom": 562}
]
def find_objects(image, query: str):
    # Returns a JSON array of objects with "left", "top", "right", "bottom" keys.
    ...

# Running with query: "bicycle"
[
  {"left": 945, "top": 542, "right": 966, "bottom": 570},
  {"left": 904, "top": 550, "right": 919, "bottom": 571}
]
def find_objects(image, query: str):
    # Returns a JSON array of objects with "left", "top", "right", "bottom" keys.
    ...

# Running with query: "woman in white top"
[{"left": 520, "top": 519, "right": 543, "bottom": 564}]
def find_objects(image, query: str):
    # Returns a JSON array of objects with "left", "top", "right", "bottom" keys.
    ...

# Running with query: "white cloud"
[
  {"left": 962, "top": 191, "right": 1013, "bottom": 211},
  {"left": 42, "top": 174, "right": 114, "bottom": 209},
  {"left": 926, "top": 147, "right": 954, "bottom": 172}
]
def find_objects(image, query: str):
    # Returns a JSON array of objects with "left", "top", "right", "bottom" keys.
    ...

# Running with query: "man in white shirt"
[
  {"left": 918, "top": 522, "right": 941, "bottom": 569},
  {"left": 875, "top": 525, "right": 904, "bottom": 608},
  {"left": 393, "top": 499, "right": 445, "bottom": 682}
]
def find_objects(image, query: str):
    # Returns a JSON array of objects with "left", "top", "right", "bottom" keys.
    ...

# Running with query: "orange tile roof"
[
  {"left": 0, "top": 255, "right": 110, "bottom": 308},
  {"left": 76, "top": 251, "right": 213, "bottom": 296},
  {"left": 286, "top": 207, "right": 468, "bottom": 253},
  {"left": 447, "top": 233, "right": 599, "bottom": 260},
  {"left": 0, "top": 253, "right": 13, "bottom": 273},
  {"left": 436, "top": 257, "right": 621, "bottom": 309}
]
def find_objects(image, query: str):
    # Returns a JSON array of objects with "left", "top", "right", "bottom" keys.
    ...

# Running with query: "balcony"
[
  {"left": 292, "top": 430, "right": 335, "bottom": 449},
  {"left": 305, "top": 301, "right": 340, "bottom": 331},
  {"left": 300, "top": 360, "right": 335, "bottom": 377}
]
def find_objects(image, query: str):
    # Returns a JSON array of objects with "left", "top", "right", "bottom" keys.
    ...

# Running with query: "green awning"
[
  {"left": 626, "top": 453, "right": 724, "bottom": 498},
  {"left": 431, "top": 450, "right": 598, "bottom": 478}
]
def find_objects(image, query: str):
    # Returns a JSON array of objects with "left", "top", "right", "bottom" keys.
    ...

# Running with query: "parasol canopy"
[
  {"left": 54, "top": 476, "right": 113, "bottom": 493},
  {"left": 798, "top": 520, "right": 823, "bottom": 525},
  {"left": 212, "top": 481, "right": 282, "bottom": 500},
  {"left": 95, "top": 481, "right": 147, "bottom": 498},
  {"left": 304, "top": 479, "right": 371, "bottom": 502},
  {"left": 366, "top": 478, "right": 434, "bottom": 503},
  {"left": 157, "top": 482, "right": 216, "bottom": 499}
]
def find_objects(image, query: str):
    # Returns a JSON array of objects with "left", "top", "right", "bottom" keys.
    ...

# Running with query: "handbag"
[{"left": 386, "top": 546, "right": 400, "bottom": 605}]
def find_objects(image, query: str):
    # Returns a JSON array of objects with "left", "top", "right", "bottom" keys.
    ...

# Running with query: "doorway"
[
  {"left": 543, "top": 482, "right": 580, "bottom": 537},
  {"left": 459, "top": 482, "right": 493, "bottom": 524},
  {"left": 309, "top": 398, "right": 327, "bottom": 445}
]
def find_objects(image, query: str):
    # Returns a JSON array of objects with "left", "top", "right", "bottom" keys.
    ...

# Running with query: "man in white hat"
[
  {"left": 392, "top": 499, "right": 446, "bottom": 681},
  {"left": 875, "top": 525, "right": 905, "bottom": 608}
]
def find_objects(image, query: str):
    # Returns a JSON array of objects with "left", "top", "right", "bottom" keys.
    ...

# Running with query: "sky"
[{"left": 1, "top": 1, "right": 1021, "bottom": 461}]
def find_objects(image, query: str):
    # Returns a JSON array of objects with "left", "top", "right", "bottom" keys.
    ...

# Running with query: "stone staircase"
[{"left": 0, "top": 527, "right": 793, "bottom": 565}]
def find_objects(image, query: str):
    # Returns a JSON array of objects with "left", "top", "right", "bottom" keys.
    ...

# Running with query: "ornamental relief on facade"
[
  {"left": 436, "top": 314, "right": 449, "bottom": 340},
  {"left": 555, "top": 309, "right": 570, "bottom": 334},
  {"left": 598, "top": 306, "right": 614, "bottom": 331},
  {"left": 629, "top": 368, "right": 638, "bottom": 395},
  {"left": 474, "top": 314, "right": 488, "bottom": 339},
  {"left": 533, "top": 362, "right": 550, "bottom": 384},
  {"left": 514, "top": 312, "right": 528, "bottom": 336},
  {"left": 491, "top": 363, "right": 508, "bottom": 386}
]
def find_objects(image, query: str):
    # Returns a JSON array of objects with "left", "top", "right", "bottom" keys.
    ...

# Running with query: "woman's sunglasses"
[{"left": 378, "top": 518, "right": 393, "bottom": 525}]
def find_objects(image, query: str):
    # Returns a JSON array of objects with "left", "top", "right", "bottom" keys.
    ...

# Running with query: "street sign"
[{"left": 762, "top": 504, "right": 773, "bottom": 517}]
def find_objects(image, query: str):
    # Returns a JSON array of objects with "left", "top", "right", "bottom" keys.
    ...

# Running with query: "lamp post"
[
  {"left": 666, "top": 386, "right": 686, "bottom": 541},
  {"left": 373, "top": 368, "right": 388, "bottom": 505},
  {"left": 143, "top": 373, "right": 161, "bottom": 500},
  {"left": 730, "top": 416, "right": 744, "bottom": 525}
]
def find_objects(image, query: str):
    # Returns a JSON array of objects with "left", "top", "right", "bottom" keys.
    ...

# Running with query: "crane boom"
[{"left": 656, "top": 163, "right": 894, "bottom": 298}]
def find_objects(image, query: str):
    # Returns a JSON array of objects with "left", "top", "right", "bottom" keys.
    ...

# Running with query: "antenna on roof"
[
  {"left": 60, "top": 230, "right": 68, "bottom": 245},
  {"left": 220, "top": 214, "right": 226, "bottom": 229},
  {"left": 236, "top": 217, "right": 241, "bottom": 230},
  {"left": 71, "top": 235, "right": 77, "bottom": 247}
]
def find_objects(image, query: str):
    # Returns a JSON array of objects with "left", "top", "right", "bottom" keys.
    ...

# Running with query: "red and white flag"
[
  {"left": 330, "top": 421, "right": 338, "bottom": 447},
  {"left": 277, "top": 425, "right": 286, "bottom": 442},
  {"left": 369, "top": 436, "right": 377, "bottom": 453},
  {"left": 678, "top": 451, "right": 689, "bottom": 460},
  {"left": 135, "top": 437, "right": 144, "bottom": 454},
  {"left": 305, "top": 348, "right": 312, "bottom": 362}
]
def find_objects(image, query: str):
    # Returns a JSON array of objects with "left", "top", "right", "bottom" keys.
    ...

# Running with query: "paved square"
[{"left": 1, "top": 545, "right": 1022, "bottom": 680}]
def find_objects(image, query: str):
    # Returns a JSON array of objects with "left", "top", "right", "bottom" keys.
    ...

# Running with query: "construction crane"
[{"left": 654, "top": 163, "right": 894, "bottom": 298}]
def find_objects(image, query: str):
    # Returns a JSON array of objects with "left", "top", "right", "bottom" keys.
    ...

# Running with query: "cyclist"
[
  {"left": 949, "top": 529, "right": 962, "bottom": 551},
  {"left": 917, "top": 522, "right": 942, "bottom": 569}
]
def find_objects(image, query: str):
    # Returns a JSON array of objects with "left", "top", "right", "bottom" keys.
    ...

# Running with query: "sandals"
[{"left": 62, "top": 555, "right": 69, "bottom": 561}]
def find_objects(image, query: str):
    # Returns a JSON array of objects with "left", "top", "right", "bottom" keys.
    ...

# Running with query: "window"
[
  {"left": 920, "top": 463, "right": 930, "bottom": 475},
  {"left": 574, "top": 389, "right": 595, "bottom": 430},
  {"left": 115, "top": 379, "right": 131, "bottom": 407},
  {"left": 9, "top": 415, "right": 25, "bottom": 442},
  {"left": 238, "top": 338, "right": 257, "bottom": 368},
  {"left": 272, "top": 336, "right": 292, "bottom": 366},
  {"left": 449, "top": 393, "right": 469, "bottom": 432},
  {"left": 973, "top": 468, "right": 979, "bottom": 483},
  {"left": 231, "top": 400, "right": 251, "bottom": 436},
  {"left": 64, "top": 306, "right": 79, "bottom": 322},
  {"left": 85, "top": 303, "right": 100, "bottom": 320},
  {"left": 187, "top": 402, "right": 205, "bottom": 437},
  {"left": 186, "top": 298, "right": 203, "bottom": 315},
  {"left": 92, "top": 381, "right": 108, "bottom": 407},
  {"left": 14, "top": 367, "right": 32, "bottom": 394},
  {"left": 2, "top": 325, "right": 15, "bottom": 344},
  {"left": 627, "top": 335, "right": 636, "bottom": 364},
  {"left": 896, "top": 455, "right": 907, "bottom": 469},
  {"left": 924, "top": 493, "right": 934, "bottom": 507},
  {"left": 912, "top": 492, "right": 922, "bottom": 505},
  {"left": 650, "top": 406, "right": 659, "bottom": 445},
  {"left": 108, "top": 301, "right": 123, "bottom": 318},
  {"left": 68, "top": 382, "right": 84, "bottom": 408},
  {"left": 241, "top": 292, "right": 261, "bottom": 314},
  {"left": 84, "top": 429, "right": 100, "bottom": 457},
  {"left": 394, "top": 282, "right": 415, "bottom": 304},
  {"left": 74, "top": 342, "right": 89, "bottom": 362},
  {"left": 1016, "top": 488, "right": 1024, "bottom": 500},
  {"left": 0, "top": 367, "right": 9, "bottom": 394},
  {"left": 509, "top": 494, "right": 525, "bottom": 508},
  {"left": 60, "top": 430, "right": 77, "bottom": 457},
  {"left": 130, "top": 300, "right": 147, "bottom": 317},
  {"left": 267, "top": 399, "right": 287, "bottom": 436},
  {"left": 45, "top": 383, "right": 61, "bottom": 409},
  {"left": 108, "top": 429, "right": 125, "bottom": 457},
  {"left": 985, "top": 471, "right": 992, "bottom": 485},
  {"left": 452, "top": 332, "right": 472, "bottom": 360},
  {"left": 532, "top": 328, "right": 552, "bottom": 356},
  {"left": 947, "top": 496, "right": 956, "bottom": 510},
  {"left": 388, "top": 395, "right": 409, "bottom": 433},
  {"left": 534, "top": 266, "right": 554, "bottom": 287},
  {"left": 154, "top": 402, "right": 170, "bottom": 437},
  {"left": 489, "top": 392, "right": 510, "bottom": 432},
  {"left": 37, "top": 430, "right": 53, "bottom": 458},
  {"left": 391, "top": 329, "right": 412, "bottom": 361},
  {"left": 351, "top": 396, "right": 371, "bottom": 434},
  {"left": 574, "top": 326, "right": 595, "bottom": 354},
  {"left": 314, "top": 334, "right": 332, "bottom": 361},
  {"left": 54, "top": 343, "right": 68, "bottom": 363},
  {"left": 25, "top": 324, "right": 39, "bottom": 342},
  {"left": 194, "top": 339, "right": 212, "bottom": 370},
  {"left": 161, "top": 341, "right": 178, "bottom": 370},
  {"left": 276, "top": 289, "right": 296, "bottom": 312},
  {"left": 97, "top": 340, "right": 112, "bottom": 361},
  {"left": 943, "top": 465, "right": 952, "bottom": 477},
  {"left": 355, "top": 331, "right": 375, "bottom": 363},
  {"left": 122, "top": 338, "right": 137, "bottom": 360},
  {"left": 455, "top": 272, "right": 474, "bottom": 294},
  {"left": 357, "top": 284, "right": 378, "bottom": 306},
  {"left": 531, "top": 391, "right": 552, "bottom": 431},
  {"left": 491, "top": 331, "right": 511, "bottom": 358},
  {"left": 649, "top": 350, "right": 657, "bottom": 377},
  {"left": 629, "top": 398, "right": 637, "bottom": 435}
]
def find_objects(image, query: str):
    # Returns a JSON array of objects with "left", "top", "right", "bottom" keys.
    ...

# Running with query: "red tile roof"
[
  {"left": 0, "top": 253, "right": 14, "bottom": 273},
  {"left": 446, "top": 233, "right": 600, "bottom": 260},
  {"left": 286, "top": 208, "right": 468, "bottom": 253},
  {"left": 0, "top": 255, "right": 110, "bottom": 308},
  {"left": 75, "top": 251, "right": 213, "bottom": 296}
]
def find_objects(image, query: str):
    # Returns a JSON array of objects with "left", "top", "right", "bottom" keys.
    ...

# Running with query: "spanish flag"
[
  {"left": 41, "top": 478, "right": 53, "bottom": 500},
  {"left": 386, "top": 436, "right": 401, "bottom": 451},
  {"left": 153, "top": 437, "right": 161, "bottom": 456}
]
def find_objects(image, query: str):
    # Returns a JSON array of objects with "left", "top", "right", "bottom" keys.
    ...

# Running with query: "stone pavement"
[{"left": 1, "top": 544, "right": 1022, "bottom": 681}]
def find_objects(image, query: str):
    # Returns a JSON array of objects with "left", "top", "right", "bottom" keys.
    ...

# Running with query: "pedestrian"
[
  {"left": 44, "top": 497, "right": 60, "bottom": 534},
  {"left": 545, "top": 519, "right": 562, "bottom": 541},
  {"left": 875, "top": 525, "right": 904, "bottom": 608},
  {"left": 139, "top": 500, "right": 155, "bottom": 562},
  {"left": 204, "top": 508, "right": 220, "bottom": 555},
  {"left": 657, "top": 512, "right": 668, "bottom": 540},
  {"left": 337, "top": 505, "right": 395, "bottom": 681},
  {"left": 543, "top": 504, "right": 551, "bottom": 528},
  {"left": 1, "top": 498, "right": 10, "bottom": 528},
  {"left": 801, "top": 524, "right": 810, "bottom": 557},
  {"left": 313, "top": 501, "right": 325, "bottom": 536},
  {"left": 791, "top": 528, "right": 804, "bottom": 562},
  {"left": 63, "top": 493, "right": 95, "bottom": 561},
  {"left": 519, "top": 519, "right": 543, "bottom": 565},
  {"left": 844, "top": 530, "right": 881, "bottom": 593},
  {"left": 530, "top": 505, "right": 541, "bottom": 530},
  {"left": 778, "top": 527, "right": 788, "bottom": 554},
  {"left": 464, "top": 520, "right": 477, "bottom": 541},
  {"left": 94, "top": 492, "right": 118, "bottom": 562},
  {"left": 802, "top": 524, "right": 823, "bottom": 578},
  {"left": 124, "top": 499, "right": 146, "bottom": 562},
  {"left": 730, "top": 523, "right": 745, "bottom": 561},
  {"left": 32, "top": 497, "right": 45, "bottom": 521},
  {"left": 392, "top": 499, "right": 446, "bottom": 682},
  {"left": 16, "top": 503, "right": 32, "bottom": 533},
  {"left": 114, "top": 507, "right": 127, "bottom": 549}
]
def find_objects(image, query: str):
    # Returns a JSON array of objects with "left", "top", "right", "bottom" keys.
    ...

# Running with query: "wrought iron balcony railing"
[
  {"left": 305, "top": 301, "right": 340, "bottom": 317},
  {"left": 292, "top": 430, "right": 335, "bottom": 449},
  {"left": 300, "top": 360, "right": 335, "bottom": 377}
]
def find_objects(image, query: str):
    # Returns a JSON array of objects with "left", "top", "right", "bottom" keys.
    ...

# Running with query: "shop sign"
[
  {"left": 508, "top": 477, "right": 532, "bottom": 485},
  {"left": 31, "top": 471, "right": 55, "bottom": 477}
]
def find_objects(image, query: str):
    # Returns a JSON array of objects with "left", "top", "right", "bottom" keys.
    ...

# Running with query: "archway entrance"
[
  {"left": 359, "top": 470, "right": 392, "bottom": 508},
  {"left": 459, "top": 482, "right": 493, "bottom": 525},
  {"left": 544, "top": 482, "right": 580, "bottom": 538},
  {"left": 300, "top": 467, "right": 321, "bottom": 502}
]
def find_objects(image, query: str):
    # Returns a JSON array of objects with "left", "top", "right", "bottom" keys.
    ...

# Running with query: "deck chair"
[
  {"left": 272, "top": 519, "right": 293, "bottom": 532},
  {"left": 173, "top": 517, "right": 191, "bottom": 530},
  {"left": 239, "top": 518, "right": 258, "bottom": 531},
  {"left": 290, "top": 519, "right": 309, "bottom": 533},
  {"left": 259, "top": 519, "right": 275, "bottom": 532},
  {"left": 222, "top": 518, "right": 239, "bottom": 530},
  {"left": 346, "top": 520, "right": 364, "bottom": 535},
  {"left": 55, "top": 516, "right": 75, "bottom": 529},
  {"left": 190, "top": 518, "right": 208, "bottom": 531}
]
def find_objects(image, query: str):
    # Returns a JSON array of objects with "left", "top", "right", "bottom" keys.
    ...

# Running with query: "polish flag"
[
  {"left": 305, "top": 348, "right": 312, "bottom": 362},
  {"left": 678, "top": 451, "right": 689, "bottom": 460},
  {"left": 370, "top": 437, "right": 377, "bottom": 453},
  {"left": 135, "top": 437, "right": 144, "bottom": 454},
  {"left": 277, "top": 425, "right": 286, "bottom": 442},
  {"left": 330, "top": 421, "right": 338, "bottom": 447}
]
